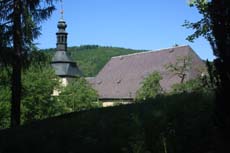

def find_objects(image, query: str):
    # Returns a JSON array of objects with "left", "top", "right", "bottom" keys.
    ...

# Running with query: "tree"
[
  {"left": 185, "top": 0, "right": 230, "bottom": 135},
  {"left": 184, "top": 0, "right": 213, "bottom": 43},
  {"left": 0, "top": 0, "right": 56, "bottom": 127},
  {"left": 0, "top": 51, "right": 72, "bottom": 127},
  {"left": 165, "top": 55, "right": 193, "bottom": 84},
  {"left": 135, "top": 72, "right": 162, "bottom": 101},
  {"left": 21, "top": 64, "right": 64, "bottom": 123},
  {"left": 170, "top": 77, "right": 211, "bottom": 94},
  {"left": 58, "top": 78, "right": 100, "bottom": 112}
]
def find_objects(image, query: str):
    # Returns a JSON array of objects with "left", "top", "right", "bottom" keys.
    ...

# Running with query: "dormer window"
[{"left": 117, "top": 79, "right": 121, "bottom": 84}]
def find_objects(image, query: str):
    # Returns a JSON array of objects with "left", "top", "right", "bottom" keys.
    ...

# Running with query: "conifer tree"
[{"left": 0, "top": 0, "right": 57, "bottom": 127}]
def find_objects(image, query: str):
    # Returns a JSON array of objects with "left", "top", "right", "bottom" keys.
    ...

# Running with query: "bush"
[
  {"left": 135, "top": 72, "right": 162, "bottom": 101},
  {"left": 21, "top": 65, "right": 66, "bottom": 123},
  {"left": 58, "top": 77, "right": 100, "bottom": 112},
  {"left": 170, "top": 77, "right": 214, "bottom": 94}
]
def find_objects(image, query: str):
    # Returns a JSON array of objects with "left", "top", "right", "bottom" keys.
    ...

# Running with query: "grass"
[{"left": 0, "top": 92, "right": 215, "bottom": 153}]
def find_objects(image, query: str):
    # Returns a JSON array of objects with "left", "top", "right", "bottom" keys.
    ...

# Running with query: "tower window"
[{"left": 57, "top": 36, "right": 60, "bottom": 43}]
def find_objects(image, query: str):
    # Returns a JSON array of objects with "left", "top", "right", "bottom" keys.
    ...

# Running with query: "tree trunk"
[{"left": 11, "top": 0, "right": 22, "bottom": 127}]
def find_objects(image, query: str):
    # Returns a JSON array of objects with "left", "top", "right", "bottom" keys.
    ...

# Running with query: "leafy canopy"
[
  {"left": 59, "top": 77, "right": 100, "bottom": 112},
  {"left": 135, "top": 72, "right": 162, "bottom": 101}
]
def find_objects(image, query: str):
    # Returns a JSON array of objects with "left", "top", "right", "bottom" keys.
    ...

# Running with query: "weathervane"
[{"left": 60, "top": 0, "right": 64, "bottom": 19}]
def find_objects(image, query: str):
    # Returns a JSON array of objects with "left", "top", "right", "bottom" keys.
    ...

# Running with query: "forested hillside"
[{"left": 41, "top": 45, "right": 143, "bottom": 76}]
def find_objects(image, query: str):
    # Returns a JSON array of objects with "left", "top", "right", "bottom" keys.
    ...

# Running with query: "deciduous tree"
[
  {"left": 21, "top": 64, "right": 63, "bottom": 123},
  {"left": 59, "top": 78, "right": 100, "bottom": 112}
]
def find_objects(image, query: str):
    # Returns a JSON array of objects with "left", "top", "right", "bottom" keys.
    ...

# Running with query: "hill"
[
  {"left": 41, "top": 45, "right": 144, "bottom": 77},
  {"left": 0, "top": 92, "right": 217, "bottom": 153}
]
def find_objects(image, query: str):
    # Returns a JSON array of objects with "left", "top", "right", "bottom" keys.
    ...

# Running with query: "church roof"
[
  {"left": 51, "top": 51, "right": 82, "bottom": 77},
  {"left": 52, "top": 51, "right": 73, "bottom": 62},
  {"left": 51, "top": 61, "right": 81, "bottom": 77},
  {"left": 51, "top": 18, "right": 81, "bottom": 78},
  {"left": 90, "top": 45, "right": 206, "bottom": 100}
]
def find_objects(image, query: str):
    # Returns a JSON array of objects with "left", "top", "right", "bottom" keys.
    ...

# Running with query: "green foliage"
[
  {"left": 135, "top": 72, "right": 162, "bottom": 101},
  {"left": 183, "top": 0, "right": 212, "bottom": 43},
  {"left": 0, "top": 51, "right": 63, "bottom": 127},
  {"left": 0, "top": 49, "right": 104, "bottom": 128},
  {"left": 0, "top": 92, "right": 215, "bottom": 153},
  {"left": 0, "top": 0, "right": 56, "bottom": 49},
  {"left": 27, "top": 51, "right": 52, "bottom": 66},
  {"left": 0, "top": 101, "right": 10, "bottom": 129},
  {"left": 21, "top": 65, "right": 65, "bottom": 123},
  {"left": 72, "top": 46, "right": 141, "bottom": 77},
  {"left": 170, "top": 77, "right": 210, "bottom": 94},
  {"left": 0, "top": 0, "right": 57, "bottom": 127},
  {"left": 0, "top": 68, "right": 11, "bottom": 129},
  {"left": 0, "top": 86, "right": 11, "bottom": 129},
  {"left": 41, "top": 45, "right": 142, "bottom": 77},
  {"left": 59, "top": 77, "right": 100, "bottom": 112}
]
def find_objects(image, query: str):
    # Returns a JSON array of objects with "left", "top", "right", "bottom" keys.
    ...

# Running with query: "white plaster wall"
[{"left": 52, "top": 78, "right": 68, "bottom": 96}]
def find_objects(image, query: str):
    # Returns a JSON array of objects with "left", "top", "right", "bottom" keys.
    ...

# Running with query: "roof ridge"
[{"left": 112, "top": 45, "right": 189, "bottom": 59}]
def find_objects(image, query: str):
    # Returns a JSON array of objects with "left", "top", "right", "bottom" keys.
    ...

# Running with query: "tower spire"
[
  {"left": 60, "top": 0, "right": 64, "bottom": 19},
  {"left": 51, "top": 2, "right": 82, "bottom": 78}
]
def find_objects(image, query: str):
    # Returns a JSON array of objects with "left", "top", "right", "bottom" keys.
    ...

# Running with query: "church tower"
[{"left": 51, "top": 5, "right": 81, "bottom": 86}]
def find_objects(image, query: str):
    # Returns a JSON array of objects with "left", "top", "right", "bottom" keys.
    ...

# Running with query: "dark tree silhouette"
[
  {"left": 0, "top": 0, "right": 56, "bottom": 127},
  {"left": 209, "top": 0, "right": 230, "bottom": 136},
  {"left": 185, "top": 0, "right": 230, "bottom": 136}
]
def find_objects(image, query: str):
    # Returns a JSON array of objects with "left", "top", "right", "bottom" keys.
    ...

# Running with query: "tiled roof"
[{"left": 90, "top": 45, "right": 206, "bottom": 99}]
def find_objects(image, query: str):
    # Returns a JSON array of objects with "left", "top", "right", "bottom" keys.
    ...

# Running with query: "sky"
[{"left": 36, "top": 0, "right": 215, "bottom": 60}]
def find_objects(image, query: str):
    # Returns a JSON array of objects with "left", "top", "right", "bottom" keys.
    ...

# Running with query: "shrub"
[
  {"left": 135, "top": 72, "right": 162, "bottom": 101},
  {"left": 58, "top": 77, "right": 100, "bottom": 112}
]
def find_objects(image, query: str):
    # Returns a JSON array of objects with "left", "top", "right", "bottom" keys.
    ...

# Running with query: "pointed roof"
[
  {"left": 89, "top": 45, "right": 206, "bottom": 100},
  {"left": 51, "top": 18, "right": 81, "bottom": 78},
  {"left": 51, "top": 61, "right": 81, "bottom": 77},
  {"left": 52, "top": 51, "right": 73, "bottom": 63}
]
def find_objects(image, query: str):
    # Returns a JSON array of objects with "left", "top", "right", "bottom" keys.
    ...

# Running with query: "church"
[{"left": 51, "top": 17, "right": 206, "bottom": 106}]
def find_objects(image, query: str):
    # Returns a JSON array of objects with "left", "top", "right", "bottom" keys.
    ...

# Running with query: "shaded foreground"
[{"left": 0, "top": 92, "right": 219, "bottom": 153}]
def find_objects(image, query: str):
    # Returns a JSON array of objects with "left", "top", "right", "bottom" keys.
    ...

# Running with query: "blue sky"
[{"left": 36, "top": 0, "right": 215, "bottom": 60}]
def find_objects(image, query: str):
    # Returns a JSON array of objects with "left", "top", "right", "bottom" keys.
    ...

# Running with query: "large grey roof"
[{"left": 89, "top": 45, "right": 206, "bottom": 100}]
